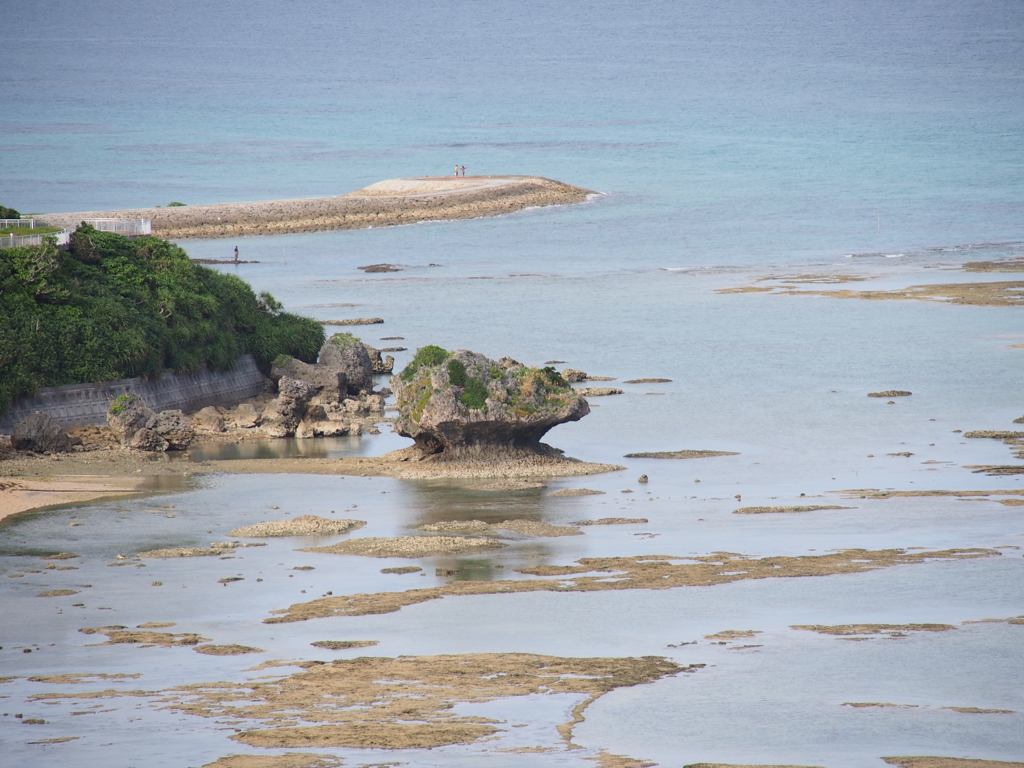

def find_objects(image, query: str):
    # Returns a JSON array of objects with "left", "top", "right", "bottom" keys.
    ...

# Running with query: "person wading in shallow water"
[
  {"left": 233, "top": 246, "right": 239, "bottom": 263},
  {"left": 461, "top": 165, "right": 466, "bottom": 176},
  {"left": 454, "top": 165, "right": 459, "bottom": 177}
]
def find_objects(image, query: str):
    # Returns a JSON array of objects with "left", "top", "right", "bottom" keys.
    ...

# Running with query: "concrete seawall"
[{"left": 0, "top": 355, "right": 268, "bottom": 432}]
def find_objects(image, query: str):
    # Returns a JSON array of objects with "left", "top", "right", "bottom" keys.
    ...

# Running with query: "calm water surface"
[{"left": 3, "top": 0, "right": 1023, "bottom": 765}]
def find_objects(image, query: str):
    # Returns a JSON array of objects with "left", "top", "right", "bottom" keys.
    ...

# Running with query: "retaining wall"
[{"left": 0, "top": 355, "right": 269, "bottom": 432}]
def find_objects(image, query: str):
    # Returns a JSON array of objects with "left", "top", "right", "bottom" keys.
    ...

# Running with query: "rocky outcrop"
[
  {"left": 106, "top": 393, "right": 194, "bottom": 451},
  {"left": 271, "top": 355, "right": 347, "bottom": 401},
  {"left": 107, "top": 393, "right": 156, "bottom": 444},
  {"left": 12, "top": 412, "right": 74, "bottom": 453},
  {"left": 318, "top": 333, "right": 374, "bottom": 395},
  {"left": 191, "top": 406, "right": 225, "bottom": 433},
  {"left": 260, "top": 377, "right": 315, "bottom": 438},
  {"left": 390, "top": 347, "right": 589, "bottom": 459},
  {"left": 365, "top": 344, "right": 395, "bottom": 375},
  {"left": 149, "top": 410, "right": 195, "bottom": 450}
]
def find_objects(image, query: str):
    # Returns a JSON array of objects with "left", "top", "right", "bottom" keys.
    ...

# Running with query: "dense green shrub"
[
  {"left": 400, "top": 345, "right": 450, "bottom": 381},
  {"left": 0, "top": 205, "right": 20, "bottom": 219},
  {"left": 460, "top": 377, "right": 489, "bottom": 410},
  {"left": 447, "top": 358, "right": 467, "bottom": 386},
  {"left": 0, "top": 226, "right": 324, "bottom": 413}
]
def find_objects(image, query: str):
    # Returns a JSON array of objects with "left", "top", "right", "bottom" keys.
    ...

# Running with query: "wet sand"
[
  {"left": 0, "top": 476, "right": 155, "bottom": 525},
  {"left": 0, "top": 447, "right": 623, "bottom": 521},
  {"left": 42, "top": 176, "right": 595, "bottom": 240}
]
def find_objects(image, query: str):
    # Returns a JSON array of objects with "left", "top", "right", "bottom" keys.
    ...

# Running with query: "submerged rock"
[{"left": 390, "top": 347, "right": 589, "bottom": 459}]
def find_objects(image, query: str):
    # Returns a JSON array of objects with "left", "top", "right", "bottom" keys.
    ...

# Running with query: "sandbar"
[
  {"left": 42, "top": 176, "right": 595, "bottom": 240},
  {"left": 0, "top": 475, "right": 154, "bottom": 525}
]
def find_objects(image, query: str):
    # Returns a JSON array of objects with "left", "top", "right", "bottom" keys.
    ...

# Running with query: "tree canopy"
[{"left": 0, "top": 224, "right": 324, "bottom": 414}]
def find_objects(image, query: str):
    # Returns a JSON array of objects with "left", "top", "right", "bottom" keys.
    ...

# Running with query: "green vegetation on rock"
[
  {"left": 459, "top": 377, "right": 489, "bottom": 410},
  {"left": 401, "top": 345, "right": 450, "bottom": 381},
  {"left": 0, "top": 224, "right": 324, "bottom": 413},
  {"left": 0, "top": 205, "right": 20, "bottom": 219},
  {"left": 326, "top": 332, "right": 360, "bottom": 350},
  {"left": 447, "top": 358, "right": 467, "bottom": 386}
]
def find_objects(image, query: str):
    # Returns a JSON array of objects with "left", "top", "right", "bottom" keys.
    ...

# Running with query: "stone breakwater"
[{"left": 43, "top": 176, "right": 595, "bottom": 240}]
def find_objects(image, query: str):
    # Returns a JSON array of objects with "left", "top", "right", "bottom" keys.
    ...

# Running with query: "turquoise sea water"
[{"left": 2, "top": 2, "right": 1024, "bottom": 766}]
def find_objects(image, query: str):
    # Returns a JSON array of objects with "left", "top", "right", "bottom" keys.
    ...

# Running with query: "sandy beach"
[
  {"left": 41, "top": 176, "right": 595, "bottom": 240},
  {"left": 0, "top": 475, "right": 156, "bottom": 525}
]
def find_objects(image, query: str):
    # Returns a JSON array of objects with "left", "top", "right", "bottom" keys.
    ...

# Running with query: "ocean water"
[{"left": 3, "top": 1, "right": 1024, "bottom": 766}]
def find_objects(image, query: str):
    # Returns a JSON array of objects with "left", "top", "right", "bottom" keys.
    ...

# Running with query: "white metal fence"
[
  {"left": 0, "top": 230, "right": 71, "bottom": 248},
  {"left": 0, "top": 217, "right": 151, "bottom": 248},
  {"left": 83, "top": 218, "right": 152, "bottom": 236},
  {"left": 0, "top": 218, "right": 50, "bottom": 228}
]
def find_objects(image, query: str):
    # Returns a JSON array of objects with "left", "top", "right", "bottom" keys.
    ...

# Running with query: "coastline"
[
  {"left": 0, "top": 475, "right": 158, "bottom": 525},
  {"left": 41, "top": 176, "right": 595, "bottom": 240},
  {"left": 0, "top": 447, "right": 623, "bottom": 521}
]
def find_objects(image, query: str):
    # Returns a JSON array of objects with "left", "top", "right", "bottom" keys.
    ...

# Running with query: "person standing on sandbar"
[
  {"left": 233, "top": 246, "right": 239, "bottom": 263},
  {"left": 454, "top": 165, "right": 459, "bottom": 177}
]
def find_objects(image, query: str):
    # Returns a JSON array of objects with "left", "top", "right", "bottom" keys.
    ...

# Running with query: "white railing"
[
  {"left": 0, "top": 217, "right": 151, "bottom": 248},
  {"left": 0, "top": 230, "right": 72, "bottom": 248},
  {"left": 0, "top": 217, "right": 57, "bottom": 228},
  {"left": 83, "top": 218, "right": 151, "bottom": 236}
]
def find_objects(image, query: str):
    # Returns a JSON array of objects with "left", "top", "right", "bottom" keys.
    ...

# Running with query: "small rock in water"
[{"left": 637, "top": 474, "right": 649, "bottom": 483}]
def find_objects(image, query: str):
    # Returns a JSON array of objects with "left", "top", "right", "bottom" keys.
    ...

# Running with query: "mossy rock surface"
[{"left": 391, "top": 349, "right": 588, "bottom": 458}]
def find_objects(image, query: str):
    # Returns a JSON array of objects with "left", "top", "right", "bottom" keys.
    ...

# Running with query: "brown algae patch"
[
  {"left": 792, "top": 623, "right": 957, "bottom": 638},
  {"left": 228, "top": 516, "right": 366, "bottom": 537},
  {"left": 883, "top": 758, "right": 1024, "bottom": 768},
  {"left": 962, "top": 615, "right": 1024, "bottom": 625},
  {"left": 835, "top": 489, "right": 1024, "bottom": 501},
  {"left": 868, "top": 390, "right": 912, "bottom": 398},
  {"left": 575, "top": 518, "right": 649, "bottom": 525},
  {"left": 380, "top": 566, "right": 422, "bottom": 574},
  {"left": 705, "top": 630, "right": 761, "bottom": 640},
  {"left": 590, "top": 751, "right": 659, "bottom": 767},
  {"left": 36, "top": 589, "right": 79, "bottom": 597},
  {"left": 310, "top": 640, "right": 379, "bottom": 650},
  {"left": 943, "top": 707, "right": 1015, "bottom": 714},
  {"left": 300, "top": 535, "right": 508, "bottom": 558},
  {"left": 624, "top": 450, "right": 740, "bottom": 459},
  {"left": 963, "top": 257, "right": 1024, "bottom": 273},
  {"left": 138, "top": 547, "right": 229, "bottom": 558},
  {"left": 418, "top": 519, "right": 582, "bottom": 537},
  {"left": 549, "top": 488, "right": 606, "bottom": 497},
  {"left": 201, "top": 755, "right": 343, "bottom": 768},
  {"left": 623, "top": 378, "right": 672, "bottom": 384},
  {"left": 194, "top": 645, "right": 265, "bottom": 656},
  {"left": 728, "top": 281, "right": 1024, "bottom": 307},
  {"left": 153, "top": 653, "right": 685, "bottom": 750},
  {"left": 266, "top": 547, "right": 997, "bottom": 623},
  {"left": 79, "top": 626, "right": 209, "bottom": 646},
  {"left": 733, "top": 505, "right": 851, "bottom": 514},
  {"left": 845, "top": 702, "right": 919, "bottom": 708},
  {"left": 28, "top": 673, "right": 141, "bottom": 684}
]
